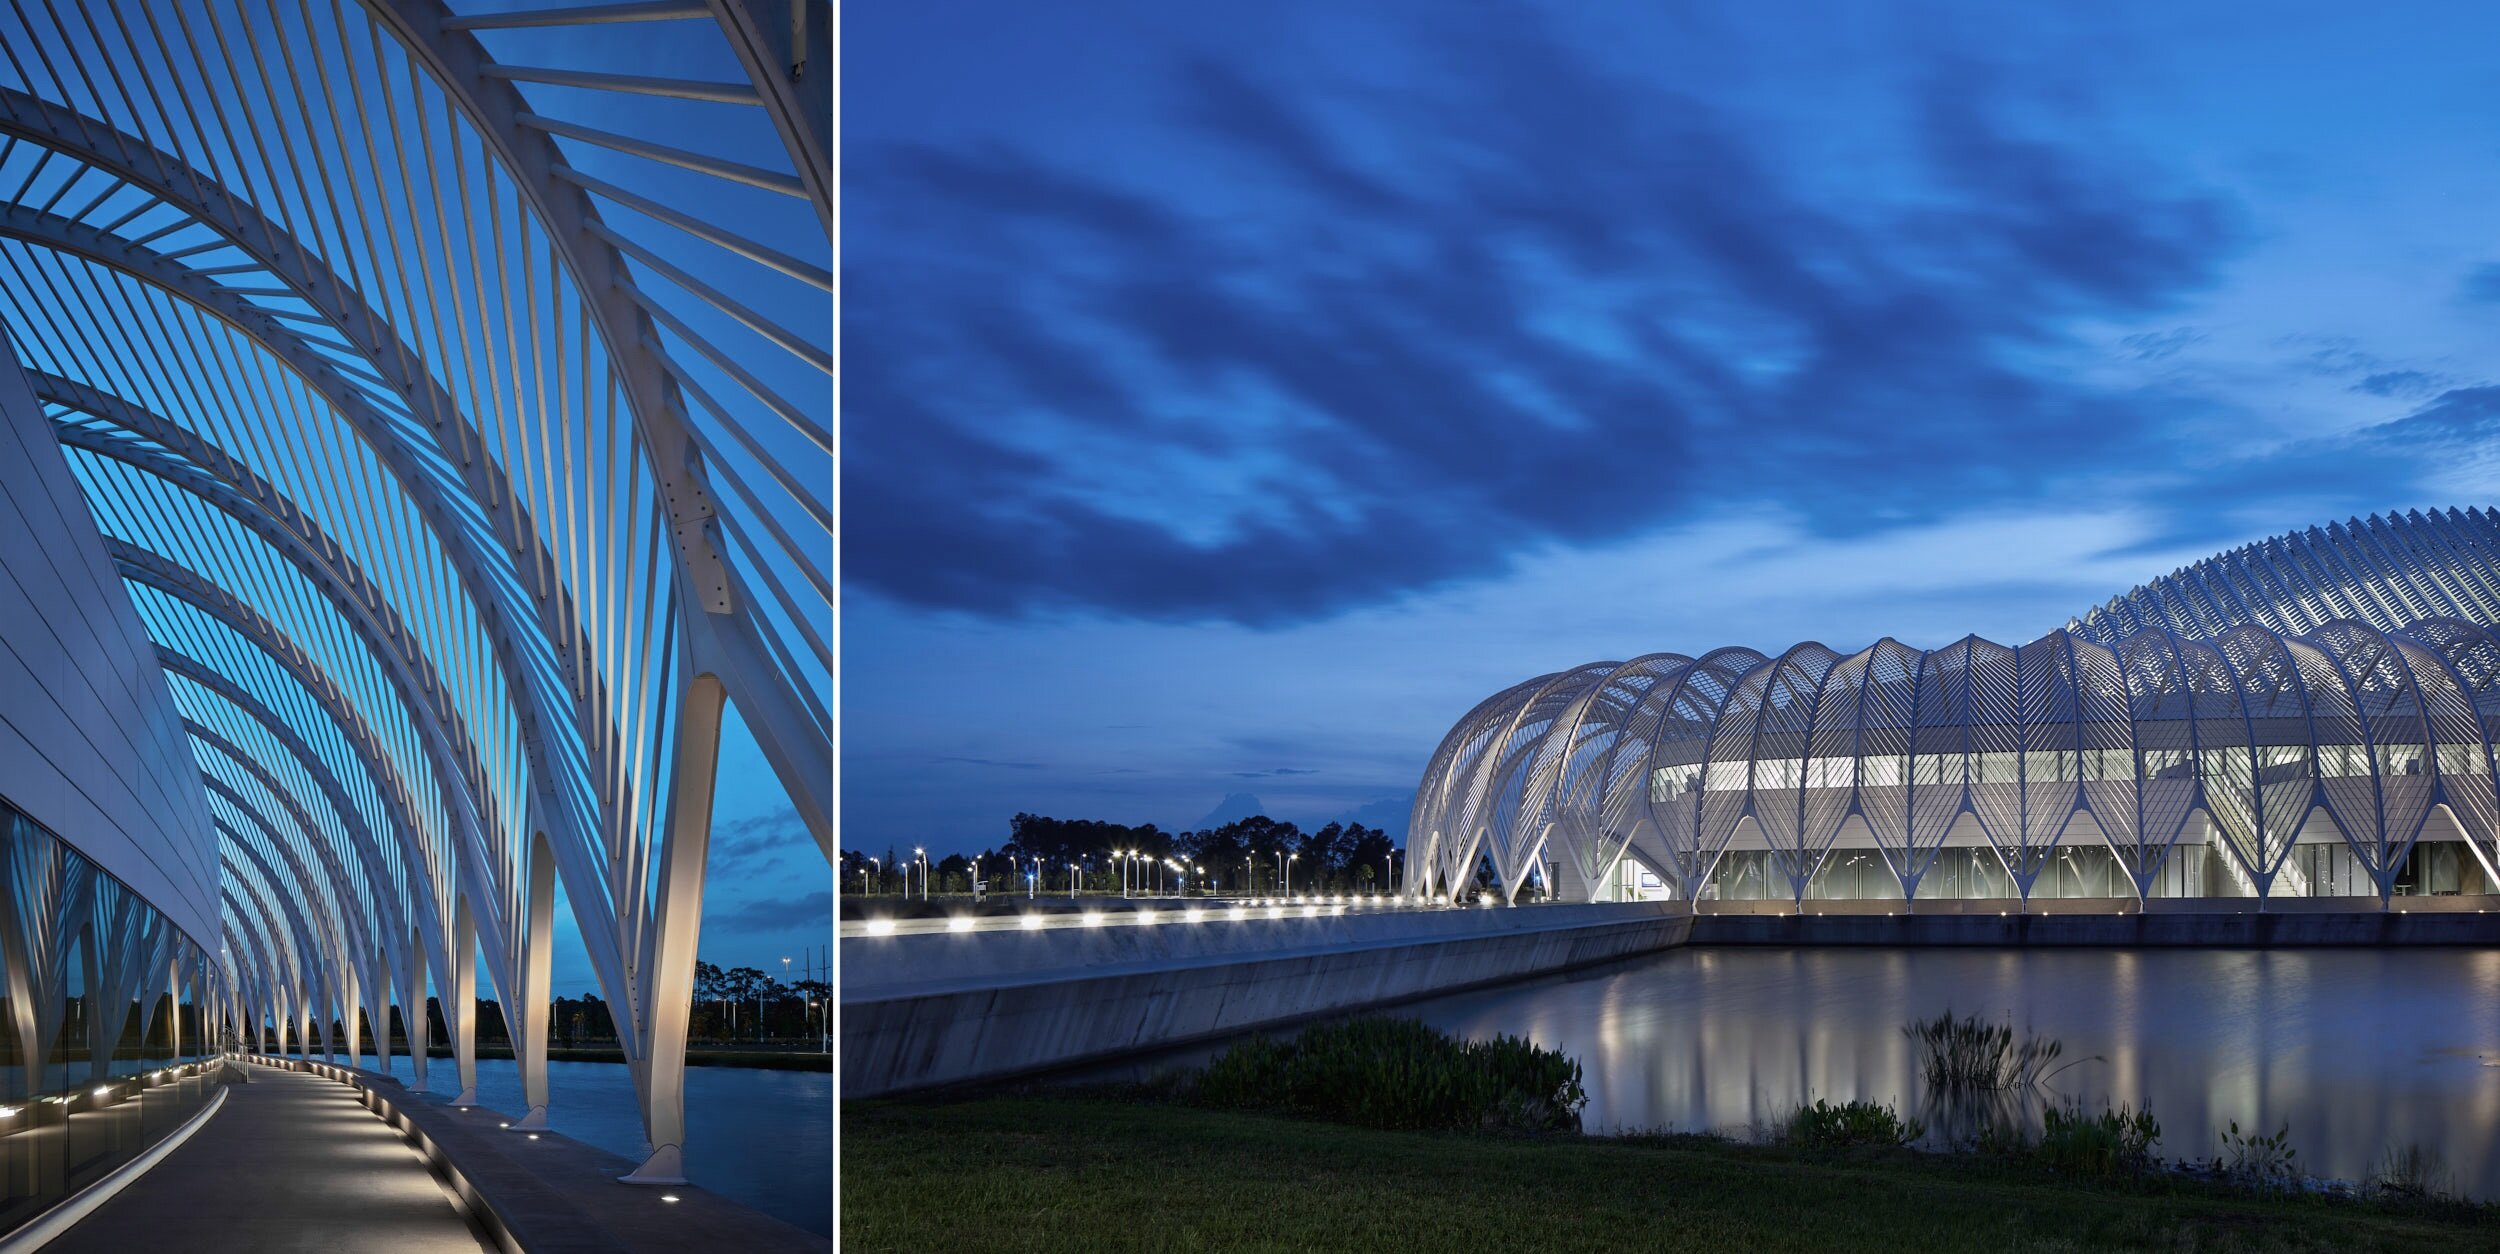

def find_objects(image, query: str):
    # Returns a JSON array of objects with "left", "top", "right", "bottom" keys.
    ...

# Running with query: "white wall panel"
[{"left": 0, "top": 334, "right": 218, "bottom": 942}]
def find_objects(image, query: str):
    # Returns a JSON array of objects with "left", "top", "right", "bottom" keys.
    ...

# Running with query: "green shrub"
[
  {"left": 1783, "top": 1098, "right": 1922, "bottom": 1149},
  {"left": 1189, "top": 1017, "right": 1586, "bottom": 1134},
  {"left": 2035, "top": 1103, "right": 2160, "bottom": 1179}
]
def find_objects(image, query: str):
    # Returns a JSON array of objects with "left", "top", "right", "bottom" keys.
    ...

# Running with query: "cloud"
[
  {"left": 841, "top": 8, "right": 2239, "bottom": 626},
  {"left": 2120, "top": 327, "right": 2204, "bottom": 361},
  {"left": 2351, "top": 370, "right": 2445, "bottom": 399},
  {"left": 708, "top": 890, "right": 834, "bottom": 934},
  {"left": 709, "top": 805, "right": 809, "bottom": 864},
  {"left": 1232, "top": 767, "right": 1320, "bottom": 778},
  {"left": 2363, "top": 386, "right": 2500, "bottom": 443},
  {"left": 935, "top": 756, "right": 1048, "bottom": 770},
  {"left": 2463, "top": 263, "right": 2500, "bottom": 304}
]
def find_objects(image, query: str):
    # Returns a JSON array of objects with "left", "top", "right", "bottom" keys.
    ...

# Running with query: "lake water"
[
  {"left": 1397, "top": 947, "right": 2500, "bottom": 1196},
  {"left": 284, "top": 1051, "right": 831, "bottom": 1236}
]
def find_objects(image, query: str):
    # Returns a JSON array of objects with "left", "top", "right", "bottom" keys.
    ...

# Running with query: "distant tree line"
[
  {"left": 839, "top": 812, "right": 1404, "bottom": 896},
  {"left": 246, "top": 957, "right": 830, "bottom": 1055}
]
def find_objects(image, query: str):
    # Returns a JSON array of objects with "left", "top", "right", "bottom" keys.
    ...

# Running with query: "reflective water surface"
[
  {"left": 1404, "top": 948, "right": 2500, "bottom": 1195},
  {"left": 327, "top": 1054, "right": 831, "bottom": 1236}
]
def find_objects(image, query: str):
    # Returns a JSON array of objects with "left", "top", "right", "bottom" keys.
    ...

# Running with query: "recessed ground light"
[
  {"left": 660, "top": 1194, "right": 680, "bottom": 1203},
  {"left": 866, "top": 918, "right": 896, "bottom": 936},
  {"left": 499, "top": 1122, "right": 510, "bottom": 1128},
  {"left": 527, "top": 1134, "right": 540, "bottom": 1141},
  {"left": 947, "top": 916, "right": 973, "bottom": 932}
]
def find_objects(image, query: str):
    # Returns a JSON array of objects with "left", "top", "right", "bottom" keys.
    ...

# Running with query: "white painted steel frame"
[
  {"left": 0, "top": 0, "right": 830, "bottom": 1181},
  {"left": 1415, "top": 513, "right": 2500, "bottom": 910}
]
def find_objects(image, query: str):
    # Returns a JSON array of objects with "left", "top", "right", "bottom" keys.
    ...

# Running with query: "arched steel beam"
[
  {"left": 0, "top": 96, "right": 826, "bottom": 876},
  {"left": 353, "top": 6, "right": 730, "bottom": 605},
  {"left": 218, "top": 835, "right": 329, "bottom": 1043},
  {"left": 116, "top": 541, "right": 459, "bottom": 973},
  {"left": 199, "top": 726, "right": 382, "bottom": 964},
  {"left": 0, "top": 183, "right": 623, "bottom": 814},
  {"left": 361, "top": 4, "right": 831, "bottom": 861},
  {"left": 705, "top": 0, "right": 834, "bottom": 227},
  {"left": 166, "top": 667, "right": 421, "bottom": 1009},
  {"left": 0, "top": 129, "right": 643, "bottom": 1010},
  {"left": 200, "top": 744, "right": 401, "bottom": 1060},
  {"left": 218, "top": 862, "right": 310, "bottom": 1044},
  {"left": 212, "top": 795, "right": 352, "bottom": 1019},
  {"left": 43, "top": 386, "right": 515, "bottom": 993}
]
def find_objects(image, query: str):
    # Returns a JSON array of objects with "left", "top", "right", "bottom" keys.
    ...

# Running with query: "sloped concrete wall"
[{"left": 841, "top": 903, "right": 1691, "bottom": 1097}]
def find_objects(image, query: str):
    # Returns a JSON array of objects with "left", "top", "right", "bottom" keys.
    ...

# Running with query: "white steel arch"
[
  {"left": 0, "top": 0, "right": 830, "bottom": 1183},
  {"left": 1418, "top": 514, "right": 2500, "bottom": 911}
]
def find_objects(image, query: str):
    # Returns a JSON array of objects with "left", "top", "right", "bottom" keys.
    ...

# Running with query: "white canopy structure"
[
  {"left": 0, "top": 0, "right": 829, "bottom": 1185},
  {"left": 1413, "top": 511, "right": 2500, "bottom": 911}
]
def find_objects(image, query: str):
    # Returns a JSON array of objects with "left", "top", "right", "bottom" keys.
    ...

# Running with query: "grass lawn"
[{"left": 842, "top": 1093, "right": 2500, "bottom": 1253}]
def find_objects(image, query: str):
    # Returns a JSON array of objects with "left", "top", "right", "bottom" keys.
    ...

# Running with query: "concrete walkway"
[{"left": 48, "top": 1065, "right": 488, "bottom": 1254}]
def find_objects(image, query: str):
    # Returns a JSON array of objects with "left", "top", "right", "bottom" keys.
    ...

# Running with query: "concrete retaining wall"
[
  {"left": 1690, "top": 909, "right": 2500, "bottom": 947},
  {"left": 840, "top": 903, "right": 1691, "bottom": 1096}
]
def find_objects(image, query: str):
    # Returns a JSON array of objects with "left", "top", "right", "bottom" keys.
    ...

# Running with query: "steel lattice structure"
[
  {"left": 0, "top": 0, "right": 830, "bottom": 1183},
  {"left": 1412, "top": 512, "right": 2500, "bottom": 910}
]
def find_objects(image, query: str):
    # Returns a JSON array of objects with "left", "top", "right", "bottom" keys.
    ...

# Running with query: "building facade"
[{"left": 1410, "top": 510, "right": 2500, "bottom": 908}]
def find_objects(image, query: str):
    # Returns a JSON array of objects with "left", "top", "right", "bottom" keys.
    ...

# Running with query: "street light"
[
  {"left": 1069, "top": 861, "right": 1080, "bottom": 899},
  {"left": 1287, "top": 853, "right": 1299, "bottom": 899},
  {"left": 868, "top": 858, "right": 880, "bottom": 896}
]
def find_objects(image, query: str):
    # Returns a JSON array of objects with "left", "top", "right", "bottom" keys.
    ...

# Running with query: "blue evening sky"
[{"left": 839, "top": 1, "right": 2500, "bottom": 857}]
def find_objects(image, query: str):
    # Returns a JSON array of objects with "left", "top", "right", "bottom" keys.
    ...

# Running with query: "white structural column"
[
  {"left": 405, "top": 922, "right": 429, "bottom": 1092},
  {"left": 515, "top": 835, "right": 558, "bottom": 1131},
  {"left": 625, "top": 674, "right": 728, "bottom": 1183},
  {"left": 450, "top": 897, "right": 479, "bottom": 1107}
]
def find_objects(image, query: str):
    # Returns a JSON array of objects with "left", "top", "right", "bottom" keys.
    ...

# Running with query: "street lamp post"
[
  {"left": 869, "top": 858, "right": 880, "bottom": 896},
  {"left": 1287, "top": 853, "right": 1299, "bottom": 899},
  {"left": 915, "top": 847, "right": 929, "bottom": 901},
  {"left": 1069, "top": 861, "right": 1079, "bottom": 899}
]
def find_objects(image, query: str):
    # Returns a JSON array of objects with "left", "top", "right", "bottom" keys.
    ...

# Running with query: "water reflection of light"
[{"left": 1398, "top": 946, "right": 2500, "bottom": 1196}]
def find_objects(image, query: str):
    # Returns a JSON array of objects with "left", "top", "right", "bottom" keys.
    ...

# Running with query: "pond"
[
  {"left": 1397, "top": 947, "right": 2500, "bottom": 1196},
  {"left": 291, "top": 1052, "right": 831, "bottom": 1236}
]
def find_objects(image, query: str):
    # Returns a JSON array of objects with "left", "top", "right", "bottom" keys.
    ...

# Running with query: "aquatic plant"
[
  {"left": 2034, "top": 1102, "right": 2161, "bottom": 1179},
  {"left": 1902, "top": 1011, "right": 2064, "bottom": 1090},
  {"left": 2363, "top": 1143, "right": 2452, "bottom": 1202},
  {"left": 1783, "top": 1098, "right": 1923, "bottom": 1149},
  {"left": 2215, "top": 1120, "right": 2300, "bottom": 1192},
  {"left": 1189, "top": 1016, "right": 1585, "bottom": 1134}
]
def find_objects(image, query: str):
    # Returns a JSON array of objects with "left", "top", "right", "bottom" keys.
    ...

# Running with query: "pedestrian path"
[{"left": 46, "top": 1064, "right": 489, "bottom": 1254}]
